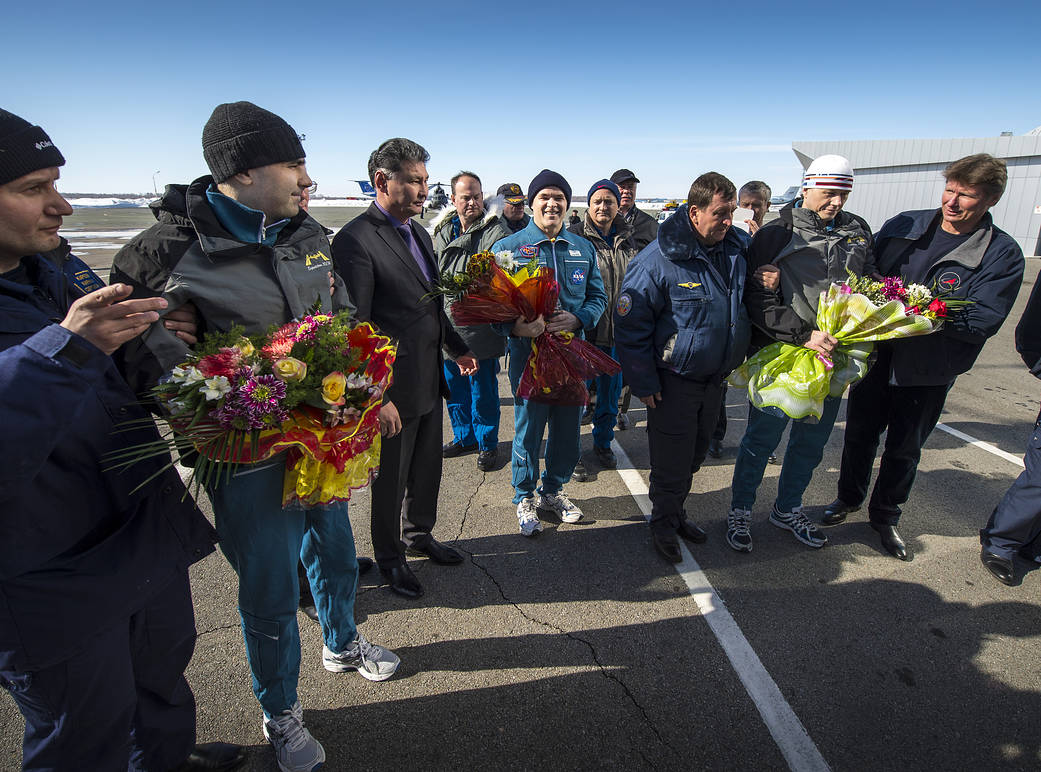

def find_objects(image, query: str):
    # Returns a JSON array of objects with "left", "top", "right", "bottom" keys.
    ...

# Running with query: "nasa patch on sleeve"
[{"left": 616, "top": 293, "right": 632, "bottom": 316}]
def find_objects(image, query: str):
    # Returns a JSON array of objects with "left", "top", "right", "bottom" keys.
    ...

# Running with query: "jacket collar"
[
  {"left": 886, "top": 208, "right": 995, "bottom": 271},
  {"left": 515, "top": 218, "right": 577, "bottom": 247},
  {"left": 657, "top": 204, "right": 743, "bottom": 263},
  {"left": 573, "top": 213, "right": 633, "bottom": 249},
  {"left": 182, "top": 176, "right": 316, "bottom": 260},
  {"left": 365, "top": 202, "right": 434, "bottom": 288}
]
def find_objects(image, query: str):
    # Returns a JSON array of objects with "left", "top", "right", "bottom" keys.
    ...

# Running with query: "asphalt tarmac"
[{"left": 2, "top": 232, "right": 1040, "bottom": 769}]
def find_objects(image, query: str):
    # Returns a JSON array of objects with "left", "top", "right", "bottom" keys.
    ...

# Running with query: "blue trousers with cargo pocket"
[{"left": 209, "top": 458, "right": 359, "bottom": 717}]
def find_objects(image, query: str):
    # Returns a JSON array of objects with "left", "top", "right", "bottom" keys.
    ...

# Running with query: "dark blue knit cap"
[
  {"left": 587, "top": 179, "right": 620, "bottom": 205},
  {"left": 527, "top": 169, "right": 571, "bottom": 208}
]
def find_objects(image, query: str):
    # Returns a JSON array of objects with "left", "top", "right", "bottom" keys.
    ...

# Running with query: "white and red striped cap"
[{"left": 802, "top": 154, "right": 854, "bottom": 191}]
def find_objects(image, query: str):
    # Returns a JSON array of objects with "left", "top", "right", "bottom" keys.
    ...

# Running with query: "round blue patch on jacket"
[
  {"left": 616, "top": 293, "right": 632, "bottom": 316},
  {"left": 937, "top": 271, "right": 961, "bottom": 291},
  {"left": 519, "top": 244, "right": 538, "bottom": 258},
  {"left": 570, "top": 268, "right": 586, "bottom": 285}
]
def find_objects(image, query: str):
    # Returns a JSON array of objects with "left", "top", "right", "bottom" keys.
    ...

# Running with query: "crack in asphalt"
[
  {"left": 196, "top": 622, "right": 240, "bottom": 638},
  {"left": 450, "top": 492, "right": 675, "bottom": 763}
]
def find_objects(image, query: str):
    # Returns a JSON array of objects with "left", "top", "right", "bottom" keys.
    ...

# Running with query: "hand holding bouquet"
[
  {"left": 729, "top": 273, "right": 967, "bottom": 421},
  {"left": 432, "top": 250, "right": 619, "bottom": 405},
  {"left": 109, "top": 310, "right": 395, "bottom": 507}
]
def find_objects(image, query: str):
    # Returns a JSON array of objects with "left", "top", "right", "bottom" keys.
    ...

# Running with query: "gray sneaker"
[
  {"left": 726, "top": 507, "right": 753, "bottom": 553},
  {"left": 517, "top": 496, "right": 543, "bottom": 537},
  {"left": 322, "top": 634, "right": 400, "bottom": 681},
  {"left": 263, "top": 701, "right": 325, "bottom": 772},
  {"left": 538, "top": 491, "right": 583, "bottom": 523},
  {"left": 769, "top": 504, "right": 827, "bottom": 548}
]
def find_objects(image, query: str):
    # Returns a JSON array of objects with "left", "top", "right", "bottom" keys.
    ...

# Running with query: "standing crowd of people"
[{"left": 2, "top": 100, "right": 1038, "bottom": 772}]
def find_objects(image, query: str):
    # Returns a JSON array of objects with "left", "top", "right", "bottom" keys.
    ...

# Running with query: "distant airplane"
[{"left": 345, "top": 180, "right": 377, "bottom": 199}]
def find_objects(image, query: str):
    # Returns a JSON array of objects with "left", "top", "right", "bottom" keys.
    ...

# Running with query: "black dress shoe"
[
  {"left": 653, "top": 533, "right": 682, "bottom": 563},
  {"left": 477, "top": 448, "right": 497, "bottom": 471},
  {"left": 442, "top": 440, "right": 478, "bottom": 458},
  {"left": 594, "top": 445, "right": 617, "bottom": 469},
  {"left": 980, "top": 549, "right": 1015, "bottom": 586},
  {"left": 406, "top": 537, "right": 464, "bottom": 565},
  {"left": 572, "top": 459, "right": 589, "bottom": 482},
  {"left": 822, "top": 498, "right": 860, "bottom": 525},
  {"left": 871, "top": 523, "right": 913, "bottom": 561},
  {"left": 175, "top": 742, "right": 247, "bottom": 771},
  {"left": 357, "top": 556, "right": 375, "bottom": 575},
  {"left": 299, "top": 604, "right": 319, "bottom": 623},
  {"left": 707, "top": 439, "right": 723, "bottom": 459},
  {"left": 380, "top": 563, "right": 424, "bottom": 598},
  {"left": 677, "top": 519, "right": 708, "bottom": 544}
]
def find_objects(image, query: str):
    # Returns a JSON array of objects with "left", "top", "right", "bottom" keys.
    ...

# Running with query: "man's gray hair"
[
  {"left": 738, "top": 180, "right": 772, "bottom": 203},
  {"left": 367, "top": 138, "right": 430, "bottom": 184}
]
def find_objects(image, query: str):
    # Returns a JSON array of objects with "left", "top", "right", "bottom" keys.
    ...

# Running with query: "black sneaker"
[
  {"left": 580, "top": 406, "right": 594, "bottom": 425},
  {"left": 572, "top": 459, "right": 589, "bottom": 482},
  {"left": 616, "top": 412, "right": 630, "bottom": 430}
]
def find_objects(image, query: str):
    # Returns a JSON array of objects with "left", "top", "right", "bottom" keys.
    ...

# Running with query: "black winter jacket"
[{"left": 874, "top": 209, "right": 1024, "bottom": 386}]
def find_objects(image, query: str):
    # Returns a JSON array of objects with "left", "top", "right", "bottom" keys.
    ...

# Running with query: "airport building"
[{"left": 792, "top": 128, "right": 1041, "bottom": 255}]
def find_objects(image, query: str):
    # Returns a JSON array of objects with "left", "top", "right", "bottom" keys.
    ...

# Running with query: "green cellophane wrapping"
[{"left": 728, "top": 284, "right": 938, "bottom": 422}]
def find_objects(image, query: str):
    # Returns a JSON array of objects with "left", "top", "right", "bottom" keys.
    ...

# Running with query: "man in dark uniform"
[
  {"left": 610, "top": 168, "right": 659, "bottom": 252},
  {"left": 498, "top": 182, "right": 530, "bottom": 233},
  {"left": 979, "top": 266, "right": 1041, "bottom": 585},
  {"left": 0, "top": 109, "right": 242, "bottom": 772},
  {"left": 823, "top": 154, "right": 1025, "bottom": 561}
]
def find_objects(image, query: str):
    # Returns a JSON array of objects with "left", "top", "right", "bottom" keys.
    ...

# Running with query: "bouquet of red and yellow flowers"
[
  {"left": 434, "top": 250, "right": 619, "bottom": 405},
  {"left": 109, "top": 311, "right": 395, "bottom": 508}
]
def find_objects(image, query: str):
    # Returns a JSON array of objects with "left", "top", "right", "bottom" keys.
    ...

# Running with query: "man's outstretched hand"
[{"left": 60, "top": 283, "right": 166, "bottom": 355}]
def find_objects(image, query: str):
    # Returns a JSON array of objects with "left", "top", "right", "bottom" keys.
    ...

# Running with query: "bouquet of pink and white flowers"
[{"left": 109, "top": 311, "right": 396, "bottom": 507}]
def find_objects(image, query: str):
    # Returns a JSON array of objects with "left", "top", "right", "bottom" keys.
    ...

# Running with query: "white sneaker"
[
  {"left": 517, "top": 496, "right": 543, "bottom": 537},
  {"left": 263, "top": 701, "right": 325, "bottom": 772},
  {"left": 322, "top": 634, "right": 400, "bottom": 681},
  {"left": 537, "top": 491, "right": 583, "bottom": 523}
]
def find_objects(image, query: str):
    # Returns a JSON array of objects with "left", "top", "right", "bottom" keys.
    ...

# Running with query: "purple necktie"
[{"left": 397, "top": 222, "right": 432, "bottom": 282}]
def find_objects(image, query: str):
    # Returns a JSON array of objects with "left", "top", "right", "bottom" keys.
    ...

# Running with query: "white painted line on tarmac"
[
  {"left": 612, "top": 440, "right": 831, "bottom": 772},
  {"left": 935, "top": 423, "right": 1025, "bottom": 469}
]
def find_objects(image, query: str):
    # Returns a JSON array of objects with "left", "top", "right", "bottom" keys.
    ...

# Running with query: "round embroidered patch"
[
  {"left": 616, "top": 293, "right": 632, "bottom": 316},
  {"left": 519, "top": 244, "right": 538, "bottom": 258},
  {"left": 570, "top": 268, "right": 586, "bottom": 284},
  {"left": 936, "top": 271, "right": 961, "bottom": 291}
]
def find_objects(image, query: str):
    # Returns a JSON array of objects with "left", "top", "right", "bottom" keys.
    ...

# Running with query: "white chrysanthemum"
[
  {"left": 345, "top": 373, "right": 372, "bottom": 390},
  {"left": 495, "top": 250, "right": 520, "bottom": 271},
  {"left": 201, "top": 376, "right": 231, "bottom": 401}
]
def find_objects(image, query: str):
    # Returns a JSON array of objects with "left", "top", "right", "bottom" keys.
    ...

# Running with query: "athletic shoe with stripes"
[{"left": 769, "top": 504, "right": 827, "bottom": 548}]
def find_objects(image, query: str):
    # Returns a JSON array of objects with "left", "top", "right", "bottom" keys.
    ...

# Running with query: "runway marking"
[
  {"left": 934, "top": 423, "right": 1025, "bottom": 469},
  {"left": 612, "top": 441, "right": 831, "bottom": 772}
]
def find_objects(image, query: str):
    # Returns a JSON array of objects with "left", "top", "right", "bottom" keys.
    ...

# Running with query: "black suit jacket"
[{"left": 332, "top": 203, "right": 468, "bottom": 419}]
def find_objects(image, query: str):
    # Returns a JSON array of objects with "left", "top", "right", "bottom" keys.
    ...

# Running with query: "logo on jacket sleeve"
[
  {"left": 937, "top": 271, "right": 962, "bottom": 291},
  {"left": 678, "top": 282, "right": 701, "bottom": 289},
  {"left": 570, "top": 268, "right": 586, "bottom": 285},
  {"left": 304, "top": 251, "right": 330, "bottom": 269},
  {"left": 616, "top": 293, "right": 632, "bottom": 317}
]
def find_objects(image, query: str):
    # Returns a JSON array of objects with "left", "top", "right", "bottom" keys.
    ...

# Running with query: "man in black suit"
[{"left": 332, "top": 138, "right": 477, "bottom": 598}]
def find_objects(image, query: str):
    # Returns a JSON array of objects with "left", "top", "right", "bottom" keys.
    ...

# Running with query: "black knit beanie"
[
  {"left": 527, "top": 169, "right": 571, "bottom": 208},
  {"left": 202, "top": 101, "right": 305, "bottom": 182},
  {"left": 0, "top": 109, "right": 65, "bottom": 186}
]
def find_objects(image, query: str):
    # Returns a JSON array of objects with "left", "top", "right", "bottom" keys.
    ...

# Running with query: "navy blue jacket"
[
  {"left": 875, "top": 209, "right": 1025, "bottom": 386},
  {"left": 0, "top": 253, "right": 215, "bottom": 671},
  {"left": 613, "top": 205, "right": 750, "bottom": 397}
]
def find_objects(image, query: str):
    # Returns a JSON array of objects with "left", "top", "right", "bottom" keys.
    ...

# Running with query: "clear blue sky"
[{"left": 6, "top": 0, "right": 1041, "bottom": 199}]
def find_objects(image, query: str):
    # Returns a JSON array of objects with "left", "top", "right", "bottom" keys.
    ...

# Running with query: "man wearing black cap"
[
  {"left": 610, "top": 168, "right": 658, "bottom": 252},
  {"left": 491, "top": 170, "right": 607, "bottom": 536},
  {"left": 498, "top": 182, "right": 530, "bottom": 233},
  {"left": 0, "top": 109, "right": 243, "bottom": 771},
  {"left": 114, "top": 102, "right": 399, "bottom": 772}
]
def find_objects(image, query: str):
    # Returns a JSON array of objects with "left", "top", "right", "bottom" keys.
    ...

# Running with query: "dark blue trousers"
[
  {"left": 1, "top": 571, "right": 196, "bottom": 772},
  {"left": 981, "top": 409, "right": 1041, "bottom": 561}
]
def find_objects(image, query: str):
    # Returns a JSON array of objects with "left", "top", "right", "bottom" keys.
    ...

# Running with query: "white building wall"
[{"left": 792, "top": 136, "right": 1041, "bottom": 255}]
